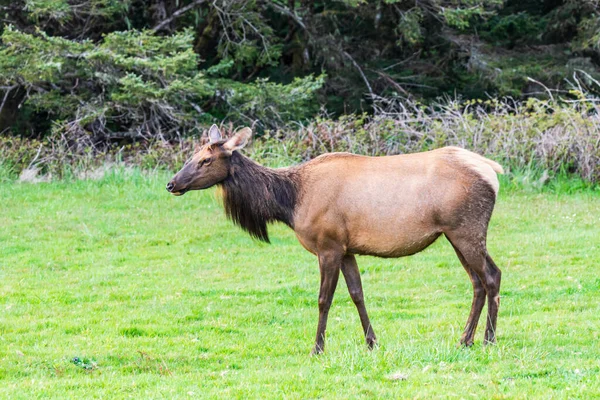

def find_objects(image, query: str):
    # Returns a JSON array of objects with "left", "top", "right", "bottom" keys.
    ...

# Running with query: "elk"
[{"left": 167, "top": 125, "right": 504, "bottom": 354}]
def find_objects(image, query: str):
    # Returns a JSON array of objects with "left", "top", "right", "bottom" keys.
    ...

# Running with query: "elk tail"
[{"left": 483, "top": 158, "right": 504, "bottom": 175}]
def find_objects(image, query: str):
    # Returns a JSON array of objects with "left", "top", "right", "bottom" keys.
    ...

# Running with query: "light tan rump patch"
[{"left": 446, "top": 147, "right": 504, "bottom": 195}]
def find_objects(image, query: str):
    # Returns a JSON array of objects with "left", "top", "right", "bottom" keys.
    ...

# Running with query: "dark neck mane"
[{"left": 219, "top": 152, "right": 299, "bottom": 243}]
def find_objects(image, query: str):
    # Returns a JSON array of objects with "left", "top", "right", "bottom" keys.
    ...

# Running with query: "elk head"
[{"left": 166, "top": 125, "right": 252, "bottom": 196}]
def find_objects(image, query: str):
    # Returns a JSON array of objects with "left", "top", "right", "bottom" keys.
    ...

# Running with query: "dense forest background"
[{"left": 0, "top": 1, "right": 599, "bottom": 182}]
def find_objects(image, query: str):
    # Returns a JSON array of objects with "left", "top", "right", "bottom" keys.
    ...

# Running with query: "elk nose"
[{"left": 166, "top": 182, "right": 175, "bottom": 192}]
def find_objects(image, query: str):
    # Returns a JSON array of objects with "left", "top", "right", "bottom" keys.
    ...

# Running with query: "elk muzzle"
[{"left": 166, "top": 180, "right": 186, "bottom": 196}]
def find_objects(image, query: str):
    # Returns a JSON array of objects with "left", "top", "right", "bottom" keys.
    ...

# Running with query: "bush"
[
  {"left": 2, "top": 96, "right": 598, "bottom": 185},
  {"left": 257, "top": 95, "right": 600, "bottom": 183}
]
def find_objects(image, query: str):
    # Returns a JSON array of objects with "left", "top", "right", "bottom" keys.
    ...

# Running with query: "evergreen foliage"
[{"left": 0, "top": 0, "right": 599, "bottom": 151}]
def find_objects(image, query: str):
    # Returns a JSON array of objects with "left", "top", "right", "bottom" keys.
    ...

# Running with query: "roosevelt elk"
[{"left": 167, "top": 125, "right": 504, "bottom": 354}]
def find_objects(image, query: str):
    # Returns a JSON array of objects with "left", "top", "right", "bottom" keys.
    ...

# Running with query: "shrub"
[
  {"left": 1, "top": 97, "right": 598, "bottom": 185},
  {"left": 258, "top": 96, "right": 600, "bottom": 183}
]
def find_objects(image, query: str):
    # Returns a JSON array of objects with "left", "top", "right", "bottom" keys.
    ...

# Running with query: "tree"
[
  {"left": 0, "top": 1, "right": 323, "bottom": 139},
  {"left": 1, "top": 0, "right": 600, "bottom": 140}
]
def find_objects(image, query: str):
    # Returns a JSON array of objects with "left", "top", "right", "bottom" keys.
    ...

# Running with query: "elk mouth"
[{"left": 170, "top": 188, "right": 188, "bottom": 196}]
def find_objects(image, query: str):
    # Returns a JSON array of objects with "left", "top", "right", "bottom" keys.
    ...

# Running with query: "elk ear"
[
  {"left": 223, "top": 127, "right": 252, "bottom": 152},
  {"left": 208, "top": 124, "right": 222, "bottom": 143}
]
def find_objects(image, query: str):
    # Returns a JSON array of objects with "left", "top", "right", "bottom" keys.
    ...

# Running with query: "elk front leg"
[
  {"left": 312, "top": 250, "right": 342, "bottom": 355},
  {"left": 341, "top": 254, "right": 377, "bottom": 349}
]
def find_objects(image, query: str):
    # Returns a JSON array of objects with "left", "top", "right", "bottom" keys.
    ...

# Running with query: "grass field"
[{"left": 1, "top": 171, "right": 599, "bottom": 398}]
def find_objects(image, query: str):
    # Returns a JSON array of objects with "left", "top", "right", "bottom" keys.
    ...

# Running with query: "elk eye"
[{"left": 200, "top": 157, "right": 212, "bottom": 167}]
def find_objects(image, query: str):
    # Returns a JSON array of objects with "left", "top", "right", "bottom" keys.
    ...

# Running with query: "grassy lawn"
[{"left": 1, "top": 171, "right": 599, "bottom": 398}]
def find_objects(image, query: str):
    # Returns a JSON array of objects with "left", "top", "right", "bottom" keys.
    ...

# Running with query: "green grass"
[{"left": 1, "top": 171, "right": 599, "bottom": 398}]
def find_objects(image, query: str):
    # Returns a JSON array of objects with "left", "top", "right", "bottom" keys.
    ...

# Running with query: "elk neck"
[{"left": 219, "top": 151, "right": 300, "bottom": 243}]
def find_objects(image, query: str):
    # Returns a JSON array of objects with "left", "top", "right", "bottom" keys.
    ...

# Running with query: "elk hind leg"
[
  {"left": 483, "top": 254, "right": 501, "bottom": 344},
  {"left": 447, "top": 233, "right": 500, "bottom": 345},
  {"left": 449, "top": 239, "right": 487, "bottom": 346}
]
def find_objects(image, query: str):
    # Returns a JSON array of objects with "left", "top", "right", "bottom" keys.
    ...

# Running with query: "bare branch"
[
  {"left": 0, "top": 85, "right": 18, "bottom": 116},
  {"left": 343, "top": 51, "right": 373, "bottom": 98},
  {"left": 27, "top": 143, "right": 44, "bottom": 170},
  {"left": 374, "top": 70, "right": 410, "bottom": 96},
  {"left": 265, "top": 2, "right": 306, "bottom": 31},
  {"left": 527, "top": 77, "right": 555, "bottom": 102},
  {"left": 152, "top": 0, "right": 207, "bottom": 32}
]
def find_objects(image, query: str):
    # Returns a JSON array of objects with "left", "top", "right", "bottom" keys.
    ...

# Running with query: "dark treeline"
[{"left": 0, "top": 0, "right": 599, "bottom": 141}]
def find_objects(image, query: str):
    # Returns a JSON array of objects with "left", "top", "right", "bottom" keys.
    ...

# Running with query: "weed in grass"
[
  {"left": 71, "top": 357, "right": 98, "bottom": 372},
  {"left": 130, "top": 351, "right": 173, "bottom": 376}
]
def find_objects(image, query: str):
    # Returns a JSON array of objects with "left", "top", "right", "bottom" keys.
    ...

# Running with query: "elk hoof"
[{"left": 366, "top": 337, "right": 378, "bottom": 350}]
